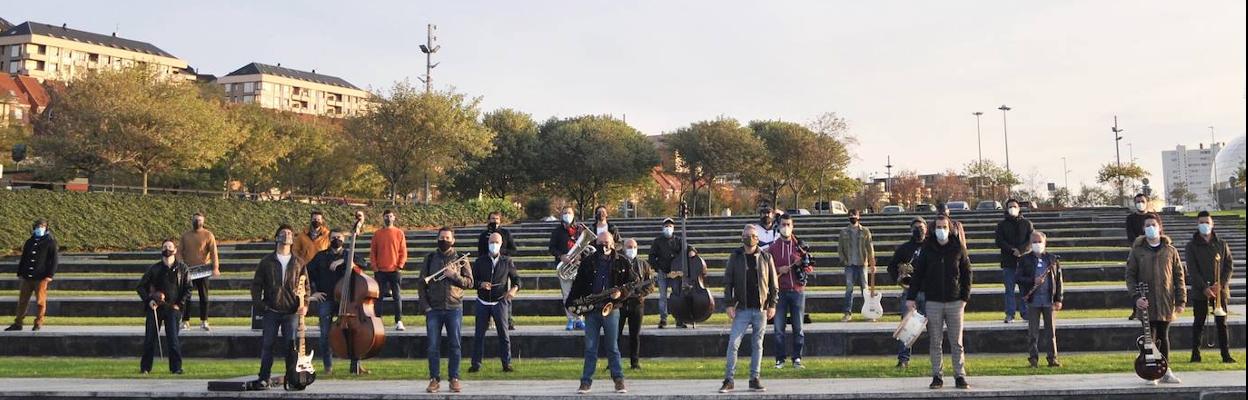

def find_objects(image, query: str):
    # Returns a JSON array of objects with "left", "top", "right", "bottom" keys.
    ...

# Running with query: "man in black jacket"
[
  {"left": 906, "top": 215, "right": 973, "bottom": 390},
  {"left": 994, "top": 199, "right": 1034, "bottom": 323},
  {"left": 648, "top": 218, "right": 680, "bottom": 328},
  {"left": 249, "top": 225, "right": 310, "bottom": 389},
  {"left": 137, "top": 239, "right": 191, "bottom": 374},
  {"left": 566, "top": 232, "right": 636, "bottom": 394},
  {"left": 1185, "top": 211, "right": 1236, "bottom": 363},
  {"left": 888, "top": 217, "right": 927, "bottom": 369},
  {"left": 618, "top": 238, "right": 654, "bottom": 369},
  {"left": 477, "top": 211, "right": 518, "bottom": 330},
  {"left": 1125, "top": 193, "right": 1150, "bottom": 244},
  {"left": 7, "top": 219, "right": 58, "bottom": 332},
  {"left": 306, "top": 229, "right": 365, "bottom": 374},
  {"left": 469, "top": 232, "right": 520, "bottom": 373}
]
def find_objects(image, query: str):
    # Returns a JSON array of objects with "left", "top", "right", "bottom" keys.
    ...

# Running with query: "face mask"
[
  {"left": 1031, "top": 243, "right": 1045, "bottom": 255},
  {"left": 311, "top": 220, "right": 322, "bottom": 228},
  {"left": 1008, "top": 207, "right": 1020, "bottom": 217},
  {"left": 330, "top": 238, "right": 344, "bottom": 250},
  {"left": 743, "top": 237, "right": 758, "bottom": 248},
  {"left": 849, "top": 217, "right": 859, "bottom": 225},
  {"left": 192, "top": 220, "right": 203, "bottom": 229},
  {"left": 597, "top": 242, "right": 611, "bottom": 254},
  {"left": 276, "top": 233, "right": 293, "bottom": 246},
  {"left": 33, "top": 227, "right": 46, "bottom": 237},
  {"left": 624, "top": 248, "right": 638, "bottom": 259},
  {"left": 1197, "top": 223, "right": 1212, "bottom": 235},
  {"left": 488, "top": 242, "right": 501, "bottom": 255},
  {"left": 662, "top": 226, "right": 674, "bottom": 237},
  {"left": 1135, "top": 202, "right": 1147, "bottom": 211},
  {"left": 780, "top": 226, "right": 793, "bottom": 237},
  {"left": 161, "top": 250, "right": 175, "bottom": 258},
  {"left": 437, "top": 240, "right": 452, "bottom": 252},
  {"left": 934, "top": 228, "right": 950, "bottom": 243},
  {"left": 596, "top": 213, "right": 606, "bottom": 222},
  {"left": 911, "top": 228, "right": 924, "bottom": 242},
  {"left": 760, "top": 216, "right": 773, "bottom": 226},
  {"left": 561, "top": 214, "right": 574, "bottom": 224},
  {"left": 487, "top": 222, "right": 499, "bottom": 231},
  {"left": 1144, "top": 226, "right": 1159, "bottom": 239}
]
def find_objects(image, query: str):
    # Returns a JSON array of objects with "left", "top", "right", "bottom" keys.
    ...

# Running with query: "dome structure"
[{"left": 1212, "top": 134, "right": 1246, "bottom": 209}]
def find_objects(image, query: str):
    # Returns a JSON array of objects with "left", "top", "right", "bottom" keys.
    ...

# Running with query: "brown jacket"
[
  {"left": 723, "top": 247, "right": 779, "bottom": 310},
  {"left": 1125, "top": 236, "right": 1187, "bottom": 322},
  {"left": 293, "top": 226, "right": 330, "bottom": 267},
  {"left": 1184, "top": 232, "right": 1234, "bottom": 300}
]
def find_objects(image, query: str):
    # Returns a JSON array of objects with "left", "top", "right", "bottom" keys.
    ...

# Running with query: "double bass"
[
  {"left": 670, "top": 201, "right": 715, "bottom": 324},
  {"left": 328, "top": 211, "right": 386, "bottom": 363}
]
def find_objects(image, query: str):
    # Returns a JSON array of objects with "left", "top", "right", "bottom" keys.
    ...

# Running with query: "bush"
[
  {"left": 0, "top": 191, "right": 519, "bottom": 254},
  {"left": 524, "top": 197, "right": 552, "bottom": 220}
]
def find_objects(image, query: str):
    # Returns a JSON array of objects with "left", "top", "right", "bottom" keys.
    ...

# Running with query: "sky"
[{"left": 10, "top": 1, "right": 1246, "bottom": 195}]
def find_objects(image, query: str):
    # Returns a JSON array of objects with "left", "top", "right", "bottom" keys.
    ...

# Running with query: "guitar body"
[
  {"left": 286, "top": 275, "right": 315, "bottom": 391},
  {"left": 861, "top": 290, "right": 884, "bottom": 320},
  {"left": 1134, "top": 335, "right": 1168, "bottom": 381}
]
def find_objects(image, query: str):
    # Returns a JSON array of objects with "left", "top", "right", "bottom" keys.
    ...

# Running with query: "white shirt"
[
  {"left": 276, "top": 253, "right": 291, "bottom": 280},
  {"left": 478, "top": 255, "right": 501, "bottom": 306},
  {"left": 754, "top": 223, "right": 780, "bottom": 251}
]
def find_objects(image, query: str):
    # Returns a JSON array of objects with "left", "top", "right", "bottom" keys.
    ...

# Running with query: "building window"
[
  {"left": 7, "top": 62, "right": 16, "bottom": 74},
  {"left": 8, "top": 45, "right": 17, "bottom": 58},
  {"left": 36, "top": 45, "right": 46, "bottom": 55},
  {"left": 34, "top": 61, "right": 45, "bottom": 71},
  {"left": 243, "top": 95, "right": 254, "bottom": 103}
]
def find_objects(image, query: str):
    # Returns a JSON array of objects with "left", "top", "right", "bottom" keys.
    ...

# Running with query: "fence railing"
[{"left": 5, "top": 179, "right": 404, "bottom": 206}]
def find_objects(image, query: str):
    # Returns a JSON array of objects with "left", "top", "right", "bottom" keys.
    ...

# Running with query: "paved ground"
[{"left": 0, "top": 371, "right": 1244, "bottom": 399}]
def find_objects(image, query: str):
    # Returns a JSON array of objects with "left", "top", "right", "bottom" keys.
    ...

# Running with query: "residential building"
[
  {"left": 0, "top": 21, "right": 192, "bottom": 82},
  {"left": 1162, "top": 142, "right": 1222, "bottom": 211},
  {"left": 0, "top": 74, "right": 48, "bottom": 125},
  {"left": 216, "top": 62, "right": 370, "bottom": 118}
]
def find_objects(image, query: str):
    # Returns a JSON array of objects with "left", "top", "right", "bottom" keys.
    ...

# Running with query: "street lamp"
[
  {"left": 1112, "top": 116, "right": 1124, "bottom": 167},
  {"left": 973, "top": 111, "right": 984, "bottom": 198},
  {"left": 1061, "top": 157, "right": 1071, "bottom": 189},
  {"left": 998, "top": 105, "right": 1012, "bottom": 174}
]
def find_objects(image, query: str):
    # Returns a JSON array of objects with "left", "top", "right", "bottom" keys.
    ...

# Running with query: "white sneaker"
[
  {"left": 774, "top": 360, "right": 784, "bottom": 369},
  {"left": 395, "top": 321, "right": 406, "bottom": 331},
  {"left": 1146, "top": 379, "right": 1158, "bottom": 386},
  {"left": 1161, "top": 371, "right": 1181, "bottom": 384},
  {"left": 180, "top": 321, "right": 190, "bottom": 330},
  {"left": 200, "top": 321, "right": 211, "bottom": 331}
]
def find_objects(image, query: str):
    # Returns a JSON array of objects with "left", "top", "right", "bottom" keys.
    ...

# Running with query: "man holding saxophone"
[
  {"left": 565, "top": 231, "right": 636, "bottom": 394},
  {"left": 418, "top": 227, "right": 474, "bottom": 393}
]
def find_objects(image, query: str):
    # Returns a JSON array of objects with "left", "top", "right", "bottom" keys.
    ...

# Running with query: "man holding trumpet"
[
  {"left": 418, "top": 227, "right": 474, "bottom": 393},
  {"left": 1185, "top": 211, "right": 1235, "bottom": 363}
]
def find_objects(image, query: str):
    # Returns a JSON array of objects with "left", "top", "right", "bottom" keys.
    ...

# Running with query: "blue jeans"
[
  {"left": 843, "top": 265, "right": 866, "bottom": 313},
  {"left": 657, "top": 277, "right": 681, "bottom": 322},
  {"left": 426, "top": 308, "right": 463, "bottom": 380},
  {"left": 774, "top": 291, "right": 805, "bottom": 362},
  {"left": 471, "top": 301, "right": 512, "bottom": 368},
  {"left": 141, "top": 307, "right": 182, "bottom": 373},
  {"left": 258, "top": 310, "right": 297, "bottom": 381},
  {"left": 1003, "top": 267, "right": 1026, "bottom": 320},
  {"left": 724, "top": 308, "right": 765, "bottom": 381},
  {"left": 581, "top": 308, "right": 623, "bottom": 384},
  {"left": 316, "top": 300, "right": 337, "bottom": 370},
  {"left": 897, "top": 292, "right": 926, "bottom": 362}
]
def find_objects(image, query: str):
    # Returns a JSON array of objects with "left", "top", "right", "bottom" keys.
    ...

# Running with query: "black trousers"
[
  {"left": 1149, "top": 320, "right": 1171, "bottom": 360},
  {"left": 141, "top": 307, "right": 182, "bottom": 372},
  {"left": 375, "top": 271, "right": 402, "bottom": 323},
  {"left": 1191, "top": 294, "right": 1231, "bottom": 355},
  {"left": 182, "top": 278, "right": 209, "bottom": 322},
  {"left": 617, "top": 300, "right": 644, "bottom": 365}
]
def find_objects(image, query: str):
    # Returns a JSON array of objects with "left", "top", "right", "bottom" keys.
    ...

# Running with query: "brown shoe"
[
  {"left": 426, "top": 378, "right": 440, "bottom": 393},
  {"left": 577, "top": 382, "right": 591, "bottom": 394},
  {"left": 613, "top": 377, "right": 627, "bottom": 393},
  {"left": 449, "top": 378, "right": 462, "bottom": 393}
]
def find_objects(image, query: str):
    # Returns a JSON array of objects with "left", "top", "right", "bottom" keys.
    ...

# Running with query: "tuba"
[{"left": 556, "top": 224, "right": 597, "bottom": 281}]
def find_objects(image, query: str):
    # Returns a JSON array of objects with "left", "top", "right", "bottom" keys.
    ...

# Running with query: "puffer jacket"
[{"left": 906, "top": 234, "right": 973, "bottom": 303}]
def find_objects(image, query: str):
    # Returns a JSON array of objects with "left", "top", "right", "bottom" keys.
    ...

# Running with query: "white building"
[{"left": 1162, "top": 143, "right": 1221, "bottom": 211}]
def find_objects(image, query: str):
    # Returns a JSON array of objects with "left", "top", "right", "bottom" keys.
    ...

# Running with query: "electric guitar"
[
  {"left": 861, "top": 266, "right": 884, "bottom": 321},
  {"left": 1133, "top": 282, "right": 1168, "bottom": 381},
  {"left": 287, "top": 273, "right": 316, "bottom": 390}
]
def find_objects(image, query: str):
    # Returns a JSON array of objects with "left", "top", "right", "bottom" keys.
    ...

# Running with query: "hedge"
[{"left": 0, "top": 191, "right": 519, "bottom": 255}]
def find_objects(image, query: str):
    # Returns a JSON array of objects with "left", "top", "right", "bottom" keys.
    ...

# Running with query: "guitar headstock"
[{"left": 352, "top": 211, "right": 366, "bottom": 235}]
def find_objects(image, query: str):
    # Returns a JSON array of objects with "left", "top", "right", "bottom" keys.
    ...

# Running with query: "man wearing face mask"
[
  {"left": 752, "top": 206, "right": 781, "bottom": 251},
  {"left": 719, "top": 226, "right": 778, "bottom": 393},
  {"left": 1126, "top": 213, "right": 1186, "bottom": 384},
  {"left": 994, "top": 199, "right": 1034, "bottom": 324},
  {"left": 293, "top": 211, "right": 330, "bottom": 270},
  {"left": 618, "top": 238, "right": 654, "bottom": 370},
  {"left": 7, "top": 219, "right": 58, "bottom": 332},
  {"left": 905, "top": 215, "right": 973, "bottom": 390},
  {"left": 888, "top": 217, "right": 927, "bottom": 369},
  {"left": 769, "top": 213, "right": 811, "bottom": 368},
  {"left": 648, "top": 218, "right": 681, "bottom": 329},
  {"left": 1125, "top": 193, "right": 1151, "bottom": 244},
  {"left": 137, "top": 238, "right": 191, "bottom": 375},
  {"left": 419, "top": 227, "right": 474, "bottom": 393},
  {"left": 934, "top": 202, "right": 966, "bottom": 248},
  {"left": 565, "top": 232, "right": 635, "bottom": 394},
  {"left": 549, "top": 206, "right": 586, "bottom": 330},
  {"left": 477, "top": 211, "right": 518, "bottom": 330},
  {"left": 469, "top": 232, "right": 520, "bottom": 373},
  {"left": 1015, "top": 231, "right": 1064, "bottom": 368},
  {"left": 248, "top": 224, "right": 310, "bottom": 390},
  {"left": 1184, "top": 211, "right": 1235, "bottom": 363},
  {"left": 307, "top": 229, "right": 366, "bottom": 374},
  {"left": 178, "top": 212, "right": 220, "bottom": 331},
  {"left": 369, "top": 209, "right": 408, "bottom": 331},
  {"left": 590, "top": 205, "right": 622, "bottom": 247},
  {"left": 838, "top": 209, "right": 876, "bottom": 322}
]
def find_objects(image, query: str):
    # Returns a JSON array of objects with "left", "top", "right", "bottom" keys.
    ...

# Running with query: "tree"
[
  {"left": 533, "top": 115, "right": 659, "bottom": 217},
  {"left": 930, "top": 170, "right": 972, "bottom": 204},
  {"left": 1237, "top": 160, "right": 1246, "bottom": 188},
  {"left": 1167, "top": 181, "right": 1199, "bottom": 207},
  {"left": 1097, "top": 162, "right": 1150, "bottom": 206},
  {"left": 889, "top": 169, "right": 924, "bottom": 206},
  {"left": 34, "top": 67, "right": 235, "bottom": 192},
  {"left": 743, "top": 120, "right": 842, "bottom": 211},
  {"left": 1074, "top": 184, "right": 1114, "bottom": 207},
  {"left": 349, "top": 82, "right": 494, "bottom": 202},
  {"left": 1049, "top": 187, "right": 1072, "bottom": 208},
  {"left": 666, "top": 118, "right": 765, "bottom": 215},
  {"left": 445, "top": 108, "right": 540, "bottom": 200},
  {"left": 0, "top": 116, "right": 31, "bottom": 170},
  {"left": 213, "top": 104, "right": 295, "bottom": 194},
  {"left": 964, "top": 160, "right": 1019, "bottom": 202}
]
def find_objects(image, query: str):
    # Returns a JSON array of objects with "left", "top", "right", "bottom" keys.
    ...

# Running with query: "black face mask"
[
  {"left": 849, "top": 217, "right": 860, "bottom": 225},
  {"left": 597, "top": 242, "right": 612, "bottom": 254},
  {"left": 310, "top": 220, "right": 322, "bottom": 228},
  {"left": 330, "top": 239, "right": 344, "bottom": 250},
  {"left": 161, "top": 250, "right": 175, "bottom": 258},
  {"left": 596, "top": 214, "right": 606, "bottom": 222},
  {"left": 760, "top": 216, "right": 773, "bottom": 226},
  {"left": 911, "top": 228, "right": 924, "bottom": 242},
  {"left": 192, "top": 221, "right": 203, "bottom": 229},
  {"left": 437, "top": 240, "right": 452, "bottom": 252},
  {"left": 487, "top": 222, "right": 499, "bottom": 231}
]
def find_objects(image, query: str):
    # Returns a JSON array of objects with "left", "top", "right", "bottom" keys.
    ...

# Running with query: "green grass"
[
  {"left": 37, "top": 308, "right": 1200, "bottom": 327},
  {"left": 0, "top": 352, "right": 1242, "bottom": 380},
  {"left": 1185, "top": 209, "right": 1246, "bottom": 219}
]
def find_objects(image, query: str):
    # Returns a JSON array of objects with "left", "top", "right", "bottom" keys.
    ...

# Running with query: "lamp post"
[
  {"left": 998, "top": 105, "right": 1013, "bottom": 194},
  {"left": 973, "top": 111, "right": 984, "bottom": 198},
  {"left": 1111, "top": 116, "right": 1126, "bottom": 204},
  {"left": 1061, "top": 157, "right": 1071, "bottom": 189},
  {"left": 418, "top": 24, "right": 441, "bottom": 204}
]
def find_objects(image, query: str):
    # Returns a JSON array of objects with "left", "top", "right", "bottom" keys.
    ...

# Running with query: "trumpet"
[
  {"left": 556, "top": 225, "right": 597, "bottom": 281},
  {"left": 423, "top": 254, "right": 471, "bottom": 285}
]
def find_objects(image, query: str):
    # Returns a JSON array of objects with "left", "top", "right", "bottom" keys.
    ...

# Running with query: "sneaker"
[
  {"left": 30, "top": 324, "right": 41, "bottom": 331},
  {"left": 573, "top": 319, "right": 585, "bottom": 330},
  {"left": 577, "top": 382, "right": 591, "bottom": 394},
  {"left": 200, "top": 321, "right": 211, "bottom": 331},
  {"left": 630, "top": 362, "right": 641, "bottom": 370},
  {"left": 613, "top": 377, "right": 626, "bottom": 393},
  {"left": 749, "top": 378, "right": 766, "bottom": 391},
  {"left": 1047, "top": 358, "right": 1062, "bottom": 368},
  {"left": 1146, "top": 379, "right": 1159, "bottom": 386},
  {"left": 718, "top": 379, "right": 734, "bottom": 393},
  {"left": 1003, "top": 318, "right": 1012, "bottom": 324},
  {"left": 395, "top": 321, "right": 406, "bottom": 331},
  {"left": 502, "top": 364, "right": 514, "bottom": 373},
  {"left": 468, "top": 365, "right": 480, "bottom": 373},
  {"left": 895, "top": 360, "right": 909, "bottom": 369},
  {"left": 181, "top": 321, "right": 190, "bottom": 330},
  {"left": 775, "top": 360, "right": 785, "bottom": 369},
  {"left": 1161, "top": 371, "right": 1181, "bottom": 384},
  {"left": 3, "top": 324, "right": 21, "bottom": 332},
  {"left": 841, "top": 313, "right": 852, "bottom": 322},
  {"left": 171, "top": 370, "right": 184, "bottom": 375},
  {"left": 793, "top": 358, "right": 805, "bottom": 369},
  {"left": 1028, "top": 358, "right": 1038, "bottom": 368},
  {"left": 140, "top": 370, "right": 150, "bottom": 375},
  {"left": 565, "top": 319, "right": 575, "bottom": 331},
  {"left": 658, "top": 319, "right": 667, "bottom": 329},
  {"left": 508, "top": 323, "right": 516, "bottom": 331},
  {"left": 676, "top": 322, "right": 688, "bottom": 328},
  {"left": 1190, "top": 351, "right": 1202, "bottom": 363},
  {"left": 449, "top": 378, "right": 462, "bottom": 393},
  {"left": 929, "top": 376, "right": 943, "bottom": 389},
  {"left": 1222, "top": 354, "right": 1237, "bottom": 363},
  {"left": 955, "top": 376, "right": 970, "bottom": 389},
  {"left": 426, "top": 378, "right": 440, "bottom": 393}
]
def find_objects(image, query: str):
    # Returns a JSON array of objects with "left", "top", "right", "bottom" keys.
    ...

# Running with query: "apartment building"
[
  {"left": 0, "top": 21, "right": 193, "bottom": 82},
  {"left": 217, "top": 62, "right": 370, "bottom": 118},
  {"left": 1162, "top": 142, "right": 1222, "bottom": 211}
]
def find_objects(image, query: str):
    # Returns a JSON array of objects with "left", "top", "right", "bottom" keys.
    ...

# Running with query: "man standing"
[
  {"left": 469, "top": 232, "right": 520, "bottom": 373},
  {"left": 994, "top": 199, "right": 1034, "bottom": 323},
  {"left": 137, "top": 239, "right": 190, "bottom": 375},
  {"left": 935, "top": 203, "right": 966, "bottom": 247},
  {"left": 1016, "top": 231, "right": 1064, "bottom": 368},
  {"left": 550, "top": 206, "right": 586, "bottom": 331},
  {"left": 618, "top": 238, "right": 654, "bottom": 370},
  {"left": 589, "top": 205, "right": 622, "bottom": 246},
  {"left": 1125, "top": 193, "right": 1151, "bottom": 243},
  {"left": 1185, "top": 211, "right": 1236, "bottom": 363},
  {"left": 369, "top": 210, "right": 408, "bottom": 331},
  {"left": 566, "top": 232, "right": 635, "bottom": 394},
  {"left": 838, "top": 209, "right": 876, "bottom": 322},
  {"left": 648, "top": 218, "right": 681, "bottom": 329},
  {"left": 888, "top": 217, "right": 927, "bottom": 369},
  {"left": 1126, "top": 213, "right": 1186, "bottom": 384},
  {"left": 178, "top": 212, "right": 220, "bottom": 331},
  {"left": 249, "top": 224, "right": 310, "bottom": 390},
  {"left": 770, "top": 214, "right": 810, "bottom": 369},
  {"left": 419, "top": 227, "right": 473, "bottom": 393},
  {"left": 753, "top": 206, "right": 781, "bottom": 251},
  {"left": 307, "top": 229, "right": 365, "bottom": 374},
  {"left": 477, "top": 211, "right": 518, "bottom": 330},
  {"left": 719, "top": 226, "right": 778, "bottom": 393},
  {"left": 6, "top": 219, "right": 57, "bottom": 332},
  {"left": 906, "top": 215, "right": 973, "bottom": 390},
  {"left": 293, "top": 211, "right": 330, "bottom": 269}
]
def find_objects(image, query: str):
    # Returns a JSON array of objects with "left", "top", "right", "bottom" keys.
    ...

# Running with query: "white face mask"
[
  {"left": 624, "top": 248, "right": 638, "bottom": 259},
  {"left": 1008, "top": 207, "right": 1020, "bottom": 217},
  {"left": 1031, "top": 243, "right": 1045, "bottom": 255},
  {"left": 662, "top": 227, "right": 674, "bottom": 237},
  {"left": 1144, "top": 226, "right": 1160, "bottom": 239},
  {"left": 561, "top": 213, "right": 574, "bottom": 224},
  {"left": 1197, "top": 223, "right": 1212, "bottom": 235},
  {"left": 1135, "top": 202, "right": 1147, "bottom": 211},
  {"left": 780, "top": 226, "right": 793, "bottom": 237},
  {"left": 934, "top": 228, "right": 950, "bottom": 243},
  {"left": 488, "top": 242, "right": 501, "bottom": 255}
]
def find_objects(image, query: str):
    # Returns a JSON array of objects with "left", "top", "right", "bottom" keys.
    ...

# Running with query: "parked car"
[
  {"left": 812, "top": 200, "right": 849, "bottom": 215},
  {"left": 976, "top": 200, "right": 1003, "bottom": 211},
  {"left": 786, "top": 208, "right": 812, "bottom": 216},
  {"left": 882, "top": 205, "right": 905, "bottom": 214},
  {"left": 945, "top": 201, "right": 970, "bottom": 212},
  {"left": 1160, "top": 205, "right": 1184, "bottom": 214},
  {"left": 1018, "top": 200, "right": 1036, "bottom": 210},
  {"left": 912, "top": 203, "right": 937, "bottom": 213}
]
